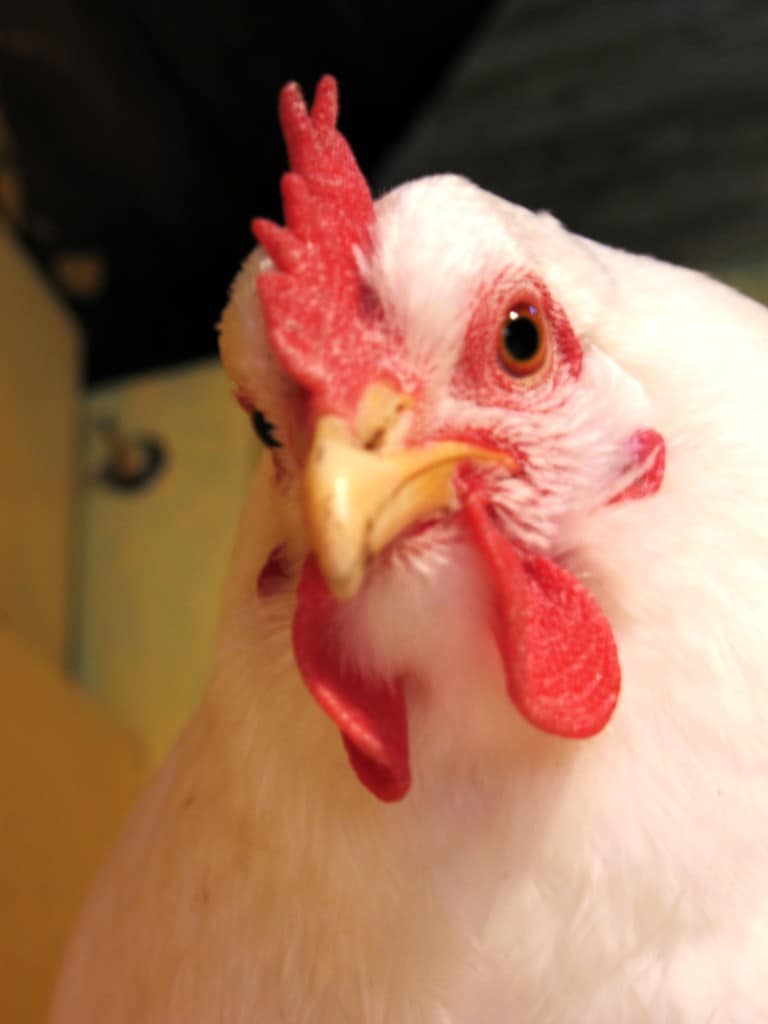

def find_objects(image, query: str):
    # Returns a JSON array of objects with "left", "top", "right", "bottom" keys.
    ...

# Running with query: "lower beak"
[{"left": 302, "top": 386, "right": 515, "bottom": 600}]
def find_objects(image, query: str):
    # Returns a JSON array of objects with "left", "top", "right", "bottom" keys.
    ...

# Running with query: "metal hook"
[{"left": 94, "top": 415, "right": 166, "bottom": 491}]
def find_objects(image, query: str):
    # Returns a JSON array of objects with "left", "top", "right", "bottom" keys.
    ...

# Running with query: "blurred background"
[{"left": 1, "top": 0, "right": 767, "bottom": 1018}]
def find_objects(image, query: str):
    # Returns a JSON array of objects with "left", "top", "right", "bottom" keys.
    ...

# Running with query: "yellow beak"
[{"left": 302, "top": 384, "right": 515, "bottom": 600}]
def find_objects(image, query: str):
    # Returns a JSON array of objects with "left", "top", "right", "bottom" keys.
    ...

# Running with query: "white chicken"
[{"left": 51, "top": 76, "right": 768, "bottom": 1023}]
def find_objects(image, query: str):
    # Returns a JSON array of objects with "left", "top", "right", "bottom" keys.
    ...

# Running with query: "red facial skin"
[
  {"left": 457, "top": 272, "right": 583, "bottom": 393},
  {"left": 251, "top": 77, "right": 666, "bottom": 801}
]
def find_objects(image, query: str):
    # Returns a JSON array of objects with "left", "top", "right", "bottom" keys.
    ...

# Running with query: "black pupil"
[
  {"left": 503, "top": 311, "right": 540, "bottom": 362},
  {"left": 251, "top": 409, "right": 281, "bottom": 448}
]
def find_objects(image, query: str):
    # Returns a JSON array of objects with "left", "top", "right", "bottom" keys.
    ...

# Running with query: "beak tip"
[{"left": 316, "top": 556, "right": 365, "bottom": 603}]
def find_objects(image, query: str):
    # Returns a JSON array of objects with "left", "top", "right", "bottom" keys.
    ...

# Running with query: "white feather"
[{"left": 52, "top": 174, "right": 768, "bottom": 1023}]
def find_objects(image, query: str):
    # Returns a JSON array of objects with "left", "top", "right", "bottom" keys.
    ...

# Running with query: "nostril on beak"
[{"left": 356, "top": 384, "right": 414, "bottom": 453}]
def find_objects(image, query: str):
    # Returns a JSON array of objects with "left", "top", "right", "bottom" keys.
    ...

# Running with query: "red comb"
[{"left": 253, "top": 76, "right": 381, "bottom": 408}]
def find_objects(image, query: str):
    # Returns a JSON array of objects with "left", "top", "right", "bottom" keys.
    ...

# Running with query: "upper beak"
[{"left": 302, "top": 384, "right": 516, "bottom": 600}]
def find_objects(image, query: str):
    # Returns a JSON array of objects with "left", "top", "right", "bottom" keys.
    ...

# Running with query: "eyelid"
[{"left": 251, "top": 409, "right": 282, "bottom": 448}]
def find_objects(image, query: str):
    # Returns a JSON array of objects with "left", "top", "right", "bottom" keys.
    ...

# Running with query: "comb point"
[
  {"left": 252, "top": 217, "right": 301, "bottom": 272},
  {"left": 250, "top": 216, "right": 265, "bottom": 242},
  {"left": 310, "top": 75, "right": 339, "bottom": 133},
  {"left": 278, "top": 80, "right": 312, "bottom": 152}
]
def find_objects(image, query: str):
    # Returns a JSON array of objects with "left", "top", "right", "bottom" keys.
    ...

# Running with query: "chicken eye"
[
  {"left": 251, "top": 409, "right": 282, "bottom": 448},
  {"left": 499, "top": 302, "right": 549, "bottom": 377}
]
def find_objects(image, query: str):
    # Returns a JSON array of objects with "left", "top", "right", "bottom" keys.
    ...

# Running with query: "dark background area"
[{"left": 1, "top": 0, "right": 767, "bottom": 384}]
